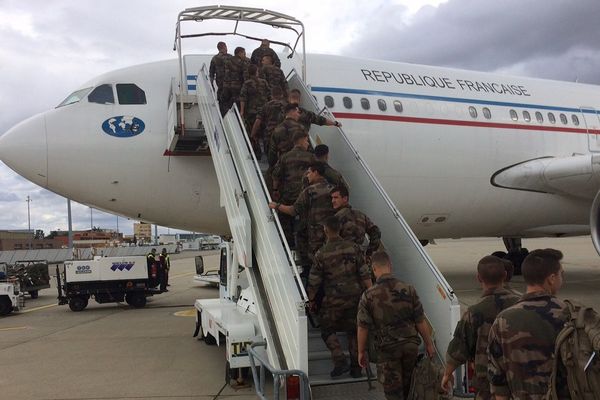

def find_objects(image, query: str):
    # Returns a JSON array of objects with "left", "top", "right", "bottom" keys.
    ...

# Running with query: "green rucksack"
[
  {"left": 546, "top": 300, "right": 600, "bottom": 400},
  {"left": 406, "top": 355, "right": 451, "bottom": 400}
]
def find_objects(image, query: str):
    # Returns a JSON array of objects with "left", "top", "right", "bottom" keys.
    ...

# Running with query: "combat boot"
[
  {"left": 350, "top": 367, "right": 362, "bottom": 378},
  {"left": 330, "top": 363, "right": 350, "bottom": 378}
]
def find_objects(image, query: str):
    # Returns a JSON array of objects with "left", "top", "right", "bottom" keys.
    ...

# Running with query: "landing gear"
[{"left": 500, "top": 238, "right": 529, "bottom": 276}]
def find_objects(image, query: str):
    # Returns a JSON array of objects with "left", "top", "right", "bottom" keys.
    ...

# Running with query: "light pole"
[
  {"left": 90, "top": 207, "right": 93, "bottom": 230},
  {"left": 26, "top": 195, "right": 32, "bottom": 248}
]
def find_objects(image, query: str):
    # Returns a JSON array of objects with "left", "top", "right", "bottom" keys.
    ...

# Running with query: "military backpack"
[
  {"left": 406, "top": 355, "right": 451, "bottom": 400},
  {"left": 546, "top": 299, "right": 600, "bottom": 400}
]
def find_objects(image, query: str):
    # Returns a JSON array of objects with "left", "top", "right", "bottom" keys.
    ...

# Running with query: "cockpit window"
[
  {"left": 56, "top": 87, "right": 93, "bottom": 108},
  {"left": 117, "top": 84, "right": 147, "bottom": 105},
  {"left": 88, "top": 84, "right": 115, "bottom": 104}
]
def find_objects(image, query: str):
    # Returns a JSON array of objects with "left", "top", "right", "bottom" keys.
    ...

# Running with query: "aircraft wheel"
[
  {"left": 491, "top": 251, "right": 507, "bottom": 258},
  {"left": 69, "top": 296, "right": 88, "bottom": 312}
]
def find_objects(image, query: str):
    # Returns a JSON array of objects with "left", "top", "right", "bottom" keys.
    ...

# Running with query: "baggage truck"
[
  {"left": 0, "top": 263, "right": 25, "bottom": 315},
  {"left": 57, "top": 256, "right": 163, "bottom": 312}
]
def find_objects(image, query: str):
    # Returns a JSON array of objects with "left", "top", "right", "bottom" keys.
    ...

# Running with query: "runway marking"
[
  {"left": 174, "top": 309, "right": 196, "bottom": 317},
  {"left": 0, "top": 326, "right": 27, "bottom": 331},
  {"left": 20, "top": 303, "right": 58, "bottom": 313}
]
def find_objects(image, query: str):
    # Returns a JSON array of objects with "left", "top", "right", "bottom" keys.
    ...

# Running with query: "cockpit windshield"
[{"left": 56, "top": 87, "right": 93, "bottom": 108}]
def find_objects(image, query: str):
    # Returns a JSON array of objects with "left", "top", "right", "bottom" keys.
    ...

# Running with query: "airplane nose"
[{"left": 0, "top": 113, "right": 48, "bottom": 187}]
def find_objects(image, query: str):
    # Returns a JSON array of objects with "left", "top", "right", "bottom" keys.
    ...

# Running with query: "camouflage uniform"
[
  {"left": 222, "top": 55, "right": 249, "bottom": 113},
  {"left": 308, "top": 237, "right": 370, "bottom": 369},
  {"left": 488, "top": 290, "right": 570, "bottom": 400},
  {"left": 272, "top": 147, "right": 316, "bottom": 245},
  {"left": 299, "top": 108, "right": 328, "bottom": 133},
  {"left": 260, "top": 64, "right": 288, "bottom": 98},
  {"left": 334, "top": 205, "right": 381, "bottom": 256},
  {"left": 209, "top": 52, "right": 231, "bottom": 105},
  {"left": 268, "top": 118, "right": 306, "bottom": 167},
  {"left": 239, "top": 76, "right": 270, "bottom": 138},
  {"left": 251, "top": 46, "right": 281, "bottom": 68},
  {"left": 445, "top": 287, "right": 519, "bottom": 400},
  {"left": 357, "top": 274, "right": 425, "bottom": 400},
  {"left": 259, "top": 99, "right": 287, "bottom": 140},
  {"left": 292, "top": 177, "right": 335, "bottom": 263}
]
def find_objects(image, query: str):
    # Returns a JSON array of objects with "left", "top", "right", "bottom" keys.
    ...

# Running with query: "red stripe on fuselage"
[{"left": 332, "top": 112, "right": 600, "bottom": 134}]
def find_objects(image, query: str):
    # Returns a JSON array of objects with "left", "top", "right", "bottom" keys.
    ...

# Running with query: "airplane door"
[{"left": 581, "top": 108, "right": 600, "bottom": 152}]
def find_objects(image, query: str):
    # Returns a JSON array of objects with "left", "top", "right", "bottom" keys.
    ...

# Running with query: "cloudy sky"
[{"left": 1, "top": 0, "right": 600, "bottom": 236}]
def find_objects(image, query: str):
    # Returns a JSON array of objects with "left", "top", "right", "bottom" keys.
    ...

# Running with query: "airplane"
[{"left": 2, "top": 5, "right": 600, "bottom": 269}]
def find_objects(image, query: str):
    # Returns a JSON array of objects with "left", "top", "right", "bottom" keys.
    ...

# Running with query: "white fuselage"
[{"left": 2, "top": 54, "right": 599, "bottom": 239}]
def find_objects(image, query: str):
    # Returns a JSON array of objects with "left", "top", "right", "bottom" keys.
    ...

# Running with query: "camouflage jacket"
[
  {"left": 488, "top": 290, "right": 570, "bottom": 399},
  {"left": 298, "top": 107, "right": 328, "bottom": 132},
  {"left": 293, "top": 178, "right": 335, "bottom": 251},
  {"left": 445, "top": 287, "right": 519, "bottom": 396},
  {"left": 240, "top": 77, "right": 271, "bottom": 115},
  {"left": 258, "top": 99, "right": 287, "bottom": 137},
  {"left": 250, "top": 46, "right": 281, "bottom": 67},
  {"left": 357, "top": 274, "right": 425, "bottom": 357},
  {"left": 272, "top": 146, "right": 317, "bottom": 203},
  {"left": 334, "top": 205, "right": 381, "bottom": 255},
  {"left": 268, "top": 118, "right": 306, "bottom": 167},
  {"left": 308, "top": 237, "right": 370, "bottom": 310},
  {"left": 209, "top": 52, "right": 231, "bottom": 86},
  {"left": 260, "top": 64, "right": 288, "bottom": 96},
  {"left": 302, "top": 162, "right": 348, "bottom": 190},
  {"left": 223, "top": 56, "right": 249, "bottom": 87}
]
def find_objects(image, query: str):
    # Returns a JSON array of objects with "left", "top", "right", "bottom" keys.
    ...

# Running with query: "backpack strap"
[{"left": 546, "top": 324, "right": 575, "bottom": 400}]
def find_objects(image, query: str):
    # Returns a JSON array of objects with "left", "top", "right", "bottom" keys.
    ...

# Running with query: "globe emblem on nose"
[{"left": 102, "top": 116, "right": 145, "bottom": 137}]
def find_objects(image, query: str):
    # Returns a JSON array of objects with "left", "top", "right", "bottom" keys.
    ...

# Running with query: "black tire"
[
  {"left": 0, "top": 296, "right": 12, "bottom": 315},
  {"left": 491, "top": 251, "right": 508, "bottom": 258},
  {"left": 126, "top": 292, "right": 146, "bottom": 308},
  {"left": 29, "top": 290, "right": 39, "bottom": 299},
  {"left": 204, "top": 332, "right": 217, "bottom": 345},
  {"left": 68, "top": 296, "right": 88, "bottom": 312},
  {"left": 507, "top": 248, "right": 529, "bottom": 276}
]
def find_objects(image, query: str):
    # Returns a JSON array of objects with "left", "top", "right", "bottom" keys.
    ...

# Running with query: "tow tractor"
[
  {"left": 0, "top": 263, "right": 25, "bottom": 315},
  {"left": 56, "top": 256, "right": 164, "bottom": 311}
]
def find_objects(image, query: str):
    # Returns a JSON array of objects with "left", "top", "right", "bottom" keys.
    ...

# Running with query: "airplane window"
[
  {"left": 572, "top": 114, "right": 580, "bottom": 126},
  {"left": 56, "top": 87, "right": 93, "bottom": 108},
  {"left": 360, "top": 98, "right": 370, "bottom": 110},
  {"left": 469, "top": 106, "right": 478, "bottom": 119},
  {"left": 378, "top": 99, "right": 387, "bottom": 111},
  {"left": 548, "top": 112, "right": 556, "bottom": 124},
  {"left": 394, "top": 100, "right": 403, "bottom": 113},
  {"left": 535, "top": 111, "right": 543, "bottom": 123},
  {"left": 88, "top": 84, "right": 115, "bottom": 104},
  {"left": 117, "top": 84, "right": 147, "bottom": 105},
  {"left": 482, "top": 107, "right": 491, "bottom": 119},
  {"left": 560, "top": 113, "right": 568, "bottom": 124},
  {"left": 324, "top": 96, "right": 334, "bottom": 108},
  {"left": 343, "top": 96, "right": 353, "bottom": 109},
  {"left": 510, "top": 109, "right": 518, "bottom": 121},
  {"left": 523, "top": 111, "right": 531, "bottom": 122}
]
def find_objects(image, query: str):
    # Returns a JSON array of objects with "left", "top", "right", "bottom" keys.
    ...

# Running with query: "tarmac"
[{"left": 1, "top": 236, "right": 599, "bottom": 400}]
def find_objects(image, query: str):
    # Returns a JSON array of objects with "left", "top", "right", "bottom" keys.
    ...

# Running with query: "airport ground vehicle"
[
  {"left": 6, "top": 260, "right": 51, "bottom": 298},
  {"left": 193, "top": 246, "right": 221, "bottom": 285},
  {"left": 0, "top": 263, "right": 25, "bottom": 315},
  {"left": 56, "top": 256, "right": 163, "bottom": 311}
]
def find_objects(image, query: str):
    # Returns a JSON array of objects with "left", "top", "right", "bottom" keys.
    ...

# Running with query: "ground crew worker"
[
  {"left": 357, "top": 251, "right": 435, "bottom": 400},
  {"left": 272, "top": 131, "right": 316, "bottom": 245},
  {"left": 250, "top": 39, "right": 281, "bottom": 68},
  {"left": 288, "top": 89, "right": 341, "bottom": 133},
  {"left": 209, "top": 41, "right": 231, "bottom": 109},
  {"left": 441, "top": 255, "right": 519, "bottom": 399},
  {"left": 307, "top": 216, "right": 372, "bottom": 378},
  {"left": 331, "top": 185, "right": 381, "bottom": 258},
  {"left": 260, "top": 54, "right": 288, "bottom": 98},
  {"left": 268, "top": 103, "right": 306, "bottom": 168},
  {"left": 221, "top": 46, "right": 249, "bottom": 114},
  {"left": 488, "top": 248, "right": 570, "bottom": 400},
  {"left": 159, "top": 248, "right": 171, "bottom": 289},
  {"left": 240, "top": 64, "right": 270, "bottom": 155},
  {"left": 251, "top": 86, "right": 287, "bottom": 158},
  {"left": 146, "top": 248, "right": 159, "bottom": 288},
  {"left": 268, "top": 162, "right": 335, "bottom": 278}
]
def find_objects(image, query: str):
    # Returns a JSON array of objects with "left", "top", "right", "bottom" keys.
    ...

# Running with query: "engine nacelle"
[{"left": 590, "top": 190, "right": 600, "bottom": 257}]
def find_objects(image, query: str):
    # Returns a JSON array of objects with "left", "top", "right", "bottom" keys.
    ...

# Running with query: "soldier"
[
  {"left": 260, "top": 55, "right": 288, "bottom": 98},
  {"left": 208, "top": 41, "right": 231, "bottom": 108},
  {"left": 251, "top": 86, "right": 287, "bottom": 155},
  {"left": 250, "top": 39, "right": 281, "bottom": 68},
  {"left": 272, "top": 131, "right": 316, "bottom": 245},
  {"left": 313, "top": 144, "right": 348, "bottom": 189},
  {"left": 268, "top": 162, "right": 335, "bottom": 276},
  {"left": 221, "top": 46, "right": 249, "bottom": 114},
  {"left": 307, "top": 216, "right": 372, "bottom": 378},
  {"left": 240, "top": 64, "right": 270, "bottom": 156},
  {"left": 440, "top": 255, "right": 519, "bottom": 399},
  {"left": 268, "top": 103, "right": 306, "bottom": 168},
  {"left": 488, "top": 248, "right": 570, "bottom": 400},
  {"left": 357, "top": 251, "right": 435, "bottom": 400},
  {"left": 330, "top": 186, "right": 381, "bottom": 258},
  {"left": 289, "top": 89, "right": 341, "bottom": 133}
]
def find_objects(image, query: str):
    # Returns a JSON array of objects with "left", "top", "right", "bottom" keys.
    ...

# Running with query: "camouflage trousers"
[
  {"left": 377, "top": 343, "right": 419, "bottom": 400},
  {"left": 220, "top": 84, "right": 242, "bottom": 115},
  {"left": 243, "top": 113, "right": 262, "bottom": 159},
  {"left": 320, "top": 306, "right": 359, "bottom": 368}
]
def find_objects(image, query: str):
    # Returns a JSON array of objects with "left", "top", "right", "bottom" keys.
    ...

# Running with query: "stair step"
[{"left": 310, "top": 380, "right": 385, "bottom": 399}]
